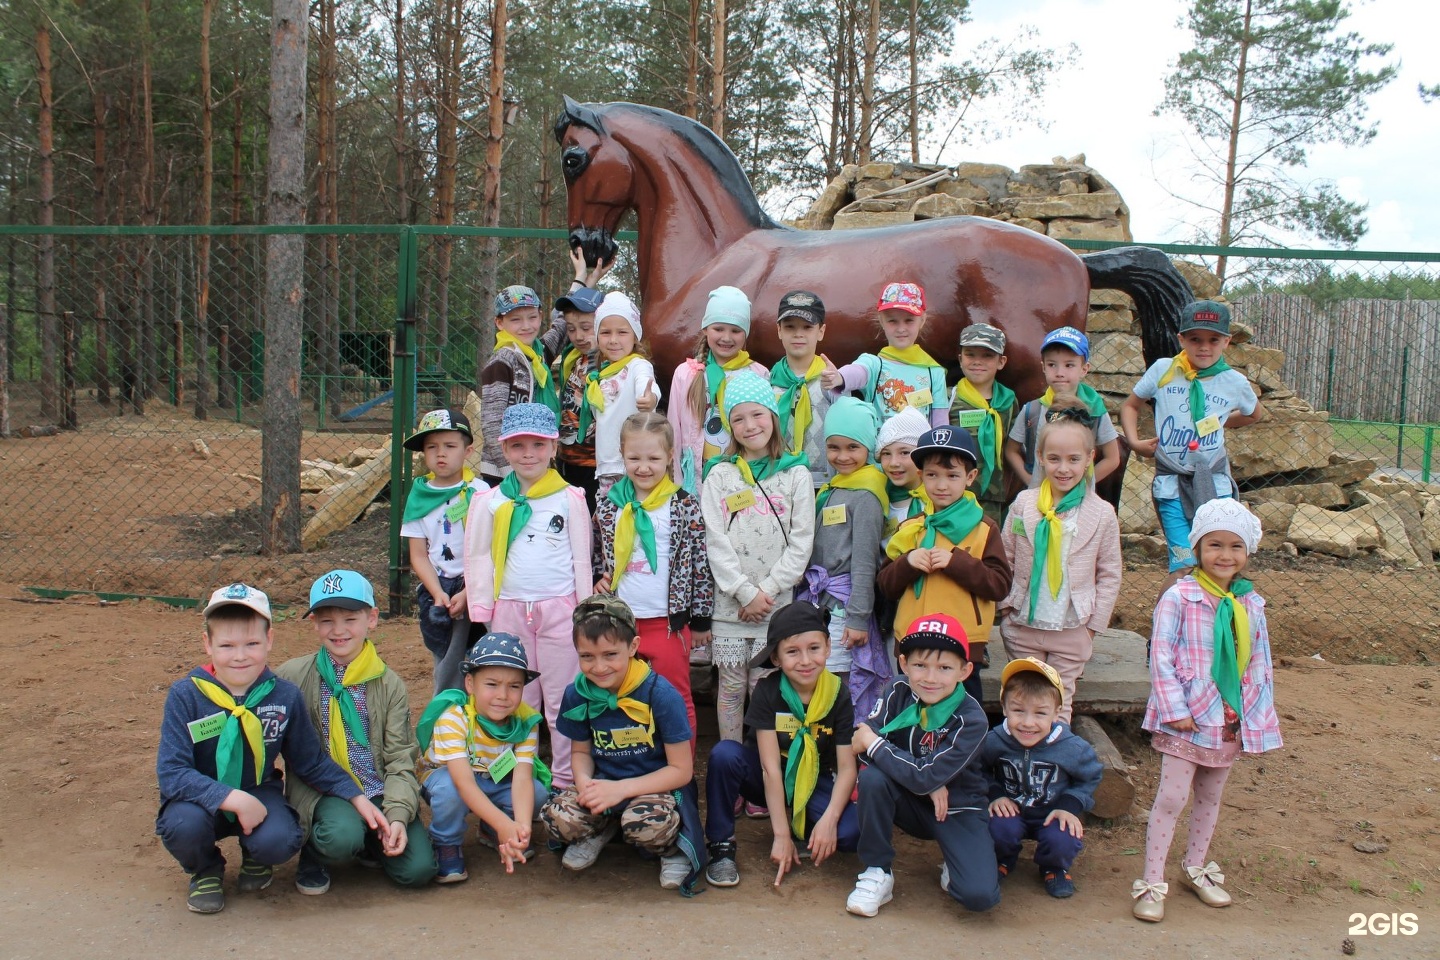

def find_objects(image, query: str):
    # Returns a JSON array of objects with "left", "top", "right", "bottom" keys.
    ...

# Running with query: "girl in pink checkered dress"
[{"left": 1130, "top": 499, "right": 1281, "bottom": 923}]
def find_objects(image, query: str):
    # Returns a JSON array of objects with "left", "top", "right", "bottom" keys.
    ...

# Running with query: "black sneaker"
[
  {"left": 187, "top": 872, "right": 225, "bottom": 914},
  {"left": 705, "top": 840, "right": 739, "bottom": 887},
  {"left": 237, "top": 857, "right": 273, "bottom": 893},
  {"left": 295, "top": 850, "right": 331, "bottom": 896}
]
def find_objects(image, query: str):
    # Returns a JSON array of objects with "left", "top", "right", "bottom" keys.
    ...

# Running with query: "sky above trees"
[{"left": 964, "top": 0, "right": 1435, "bottom": 252}]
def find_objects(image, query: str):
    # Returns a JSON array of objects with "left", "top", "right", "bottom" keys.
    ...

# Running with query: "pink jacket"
[
  {"left": 666, "top": 357, "right": 770, "bottom": 492},
  {"left": 462, "top": 484, "right": 593, "bottom": 623},
  {"left": 1142, "top": 578, "right": 1282, "bottom": 754},
  {"left": 999, "top": 487, "right": 1122, "bottom": 633}
]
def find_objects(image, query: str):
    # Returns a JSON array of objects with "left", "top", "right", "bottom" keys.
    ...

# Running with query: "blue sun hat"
[
  {"left": 461, "top": 632, "right": 540, "bottom": 683},
  {"left": 498, "top": 402, "right": 559, "bottom": 442},
  {"left": 722, "top": 369, "right": 780, "bottom": 422},
  {"left": 495, "top": 285, "right": 541, "bottom": 317}
]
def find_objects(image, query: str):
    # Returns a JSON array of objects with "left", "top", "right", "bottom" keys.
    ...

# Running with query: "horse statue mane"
[{"left": 554, "top": 96, "right": 781, "bottom": 232}]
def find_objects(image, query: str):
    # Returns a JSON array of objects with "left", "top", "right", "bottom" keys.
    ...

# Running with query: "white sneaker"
[
  {"left": 659, "top": 852, "right": 691, "bottom": 889},
  {"left": 939, "top": 862, "right": 949, "bottom": 891},
  {"left": 846, "top": 867, "right": 895, "bottom": 917},
  {"left": 561, "top": 821, "right": 619, "bottom": 872}
]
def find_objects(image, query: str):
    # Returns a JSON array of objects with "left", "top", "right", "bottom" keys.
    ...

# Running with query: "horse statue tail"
[{"left": 1081, "top": 247, "right": 1194, "bottom": 367}]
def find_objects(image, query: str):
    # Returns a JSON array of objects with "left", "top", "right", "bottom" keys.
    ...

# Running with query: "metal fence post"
[
  {"left": 1324, "top": 347, "right": 1335, "bottom": 415},
  {"left": 61, "top": 311, "right": 76, "bottom": 431},
  {"left": 1423, "top": 426, "right": 1434, "bottom": 484},
  {"left": 388, "top": 226, "right": 418, "bottom": 616},
  {"left": 1397, "top": 345, "right": 1410, "bottom": 469}
]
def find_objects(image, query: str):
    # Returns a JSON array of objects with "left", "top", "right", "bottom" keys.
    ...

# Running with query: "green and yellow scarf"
[
  {"left": 1027, "top": 479, "right": 1088, "bottom": 624},
  {"left": 777, "top": 671, "right": 840, "bottom": 839},
  {"left": 490, "top": 469, "right": 569, "bottom": 598},
  {"left": 878, "top": 684, "right": 966, "bottom": 735},
  {"left": 1156, "top": 353, "right": 1232, "bottom": 425},
  {"left": 315, "top": 641, "right": 386, "bottom": 788},
  {"left": 607, "top": 475, "right": 680, "bottom": 589},
  {"left": 496, "top": 330, "right": 559, "bottom": 413},
  {"left": 1193, "top": 570, "right": 1253, "bottom": 716},
  {"left": 771, "top": 357, "right": 825, "bottom": 456},
  {"left": 954, "top": 378, "right": 1016, "bottom": 494}
]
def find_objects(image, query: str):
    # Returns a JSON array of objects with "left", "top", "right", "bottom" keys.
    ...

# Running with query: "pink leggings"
[{"left": 1143, "top": 753, "right": 1232, "bottom": 883}]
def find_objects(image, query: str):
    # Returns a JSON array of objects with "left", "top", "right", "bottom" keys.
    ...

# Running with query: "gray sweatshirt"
[{"left": 807, "top": 486, "right": 884, "bottom": 632}]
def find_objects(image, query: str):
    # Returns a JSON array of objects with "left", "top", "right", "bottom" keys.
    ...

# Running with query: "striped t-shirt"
[{"left": 424, "top": 704, "right": 539, "bottom": 774}]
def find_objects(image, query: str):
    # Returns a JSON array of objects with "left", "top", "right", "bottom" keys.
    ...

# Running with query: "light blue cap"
[
  {"left": 1040, "top": 325, "right": 1090, "bottom": 360},
  {"left": 307, "top": 569, "right": 376, "bottom": 616}
]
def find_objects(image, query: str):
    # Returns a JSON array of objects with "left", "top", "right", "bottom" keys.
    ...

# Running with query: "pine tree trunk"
[
  {"left": 476, "top": 0, "right": 507, "bottom": 385},
  {"left": 140, "top": 0, "right": 158, "bottom": 402},
  {"left": 217, "top": 76, "right": 244, "bottom": 411},
  {"left": 316, "top": 0, "right": 341, "bottom": 415},
  {"left": 393, "top": 0, "right": 409, "bottom": 222},
  {"left": 35, "top": 24, "right": 57, "bottom": 419},
  {"left": 909, "top": 0, "right": 919, "bottom": 162},
  {"left": 433, "top": 0, "right": 461, "bottom": 359},
  {"left": 710, "top": 0, "right": 726, "bottom": 136},
  {"left": 858, "top": 0, "right": 879, "bottom": 165},
  {"left": 261, "top": 0, "right": 308, "bottom": 556},
  {"left": 93, "top": 90, "right": 111, "bottom": 407},
  {"left": 0, "top": 304, "right": 10, "bottom": 437},
  {"left": 1216, "top": 0, "right": 1253, "bottom": 284},
  {"left": 194, "top": 0, "right": 214, "bottom": 420},
  {"left": 684, "top": 0, "right": 701, "bottom": 119}
]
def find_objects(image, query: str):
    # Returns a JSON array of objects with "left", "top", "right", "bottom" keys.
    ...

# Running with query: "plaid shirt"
[{"left": 1142, "top": 578, "right": 1282, "bottom": 754}]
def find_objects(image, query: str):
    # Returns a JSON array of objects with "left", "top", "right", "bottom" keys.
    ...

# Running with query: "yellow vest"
[{"left": 894, "top": 522, "right": 994, "bottom": 648}]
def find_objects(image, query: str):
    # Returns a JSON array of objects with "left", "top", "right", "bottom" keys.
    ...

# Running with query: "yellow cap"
[{"left": 999, "top": 657, "right": 1065, "bottom": 706}]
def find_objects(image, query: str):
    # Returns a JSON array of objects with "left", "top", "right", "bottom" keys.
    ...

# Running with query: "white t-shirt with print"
[
  {"left": 615, "top": 504, "right": 671, "bottom": 620},
  {"left": 487, "top": 489, "right": 576, "bottom": 601},
  {"left": 594, "top": 358, "right": 662, "bottom": 479},
  {"left": 399, "top": 477, "right": 488, "bottom": 578},
  {"left": 1133, "top": 358, "right": 1258, "bottom": 501}
]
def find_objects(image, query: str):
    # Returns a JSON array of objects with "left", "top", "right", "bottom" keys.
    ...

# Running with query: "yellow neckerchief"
[
  {"left": 777, "top": 670, "right": 841, "bottom": 839},
  {"left": 815, "top": 463, "right": 888, "bottom": 513},
  {"left": 496, "top": 330, "right": 552, "bottom": 390},
  {"left": 490, "top": 469, "right": 569, "bottom": 598},
  {"left": 774, "top": 356, "right": 825, "bottom": 456},
  {"left": 584, "top": 353, "right": 643, "bottom": 411},
  {"left": 1192, "top": 569, "right": 1253, "bottom": 712},
  {"left": 955, "top": 377, "right": 1014, "bottom": 492},
  {"left": 885, "top": 491, "right": 982, "bottom": 559},
  {"left": 1040, "top": 384, "right": 1108, "bottom": 418},
  {"left": 320, "top": 641, "right": 387, "bottom": 788},
  {"left": 610, "top": 475, "right": 680, "bottom": 589},
  {"left": 191, "top": 675, "right": 273, "bottom": 789},
  {"left": 559, "top": 345, "right": 587, "bottom": 388},
  {"left": 561, "top": 658, "right": 655, "bottom": 732},
  {"left": 707, "top": 350, "right": 754, "bottom": 415},
  {"left": 878, "top": 343, "right": 942, "bottom": 369}
]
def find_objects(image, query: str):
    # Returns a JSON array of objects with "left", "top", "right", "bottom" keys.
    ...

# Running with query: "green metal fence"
[{"left": 0, "top": 225, "right": 1436, "bottom": 659}]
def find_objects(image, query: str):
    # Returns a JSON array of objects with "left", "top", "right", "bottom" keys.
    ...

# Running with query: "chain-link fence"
[{"left": 0, "top": 227, "right": 1435, "bottom": 659}]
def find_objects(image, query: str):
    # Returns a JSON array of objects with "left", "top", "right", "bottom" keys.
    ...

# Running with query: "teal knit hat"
[
  {"left": 723, "top": 369, "right": 780, "bottom": 422},
  {"left": 824, "top": 396, "right": 880, "bottom": 454},
  {"left": 702, "top": 285, "right": 752, "bottom": 335}
]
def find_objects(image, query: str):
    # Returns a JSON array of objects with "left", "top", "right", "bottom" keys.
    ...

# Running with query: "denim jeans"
[
  {"left": 423, "top": 764, "right": 551, "bottom": 846},
  {"left": 155, "top": 780, "right": 303, "bottom": 876},
  {"left": 416, "top": 573, "right": 473, "bottom": 694}
]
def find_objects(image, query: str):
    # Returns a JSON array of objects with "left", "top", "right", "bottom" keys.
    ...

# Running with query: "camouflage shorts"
[{"left": 541, "top": 787, "right": 680, "bottom": 854}]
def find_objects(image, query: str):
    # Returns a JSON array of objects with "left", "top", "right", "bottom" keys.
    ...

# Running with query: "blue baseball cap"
[
  {"left": 1040, "top": 326, "right": 1090, "bottom": 360},
  {"left": 555, "top": 286, "right": 605, "bottom": 313},
  {"left": 499, "top": 402, "right": 560, "bottom": 442},
  {"left": 306, "top": 569, "right": 376, "bottom": 616},
  {"left": 911, "top": 424, "right": 979, "bottom": 468},
  {"left": 462, "top": 632, "right": 540, "bottom": 683}
]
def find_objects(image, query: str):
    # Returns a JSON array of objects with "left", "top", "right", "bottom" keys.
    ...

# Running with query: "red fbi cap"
[{"left": 899, "top": 613, "right": 972, "bottom": 660}]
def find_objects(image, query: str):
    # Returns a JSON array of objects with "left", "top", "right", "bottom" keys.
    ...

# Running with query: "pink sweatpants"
[
  {"left": 1143, "top": 753, "right": 1233, "bottom": 883},
  {"left": 489, "top": 595, "right": 579, "bottom": 787},
  {"left": 999, "top": 620, "right": 1093, "bottom": 724}
]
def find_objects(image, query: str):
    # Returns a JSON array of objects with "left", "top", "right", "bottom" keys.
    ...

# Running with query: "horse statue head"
[{"left": 553, "top": 97, "right": 626, "bottom": 269}]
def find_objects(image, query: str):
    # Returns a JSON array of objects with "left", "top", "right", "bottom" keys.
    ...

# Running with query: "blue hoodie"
[
  {"left": 156, "top": 665, "right": 361, "bottom": 815},
  {"left": 979, "top": 719, "right": 1103, "bottom": 817}
]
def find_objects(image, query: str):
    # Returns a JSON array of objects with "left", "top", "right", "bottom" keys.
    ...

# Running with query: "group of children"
[{"left": 156, "top": 274, "right": 1282, "bottom": 926}]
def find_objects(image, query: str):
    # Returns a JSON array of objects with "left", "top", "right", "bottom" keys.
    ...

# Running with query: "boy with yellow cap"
[
  {"left": 275, "top": 570, "right": 436, "bottom": 895},
  {"left": 980, "top": 657, "right": 1102, "bottom": 899}
]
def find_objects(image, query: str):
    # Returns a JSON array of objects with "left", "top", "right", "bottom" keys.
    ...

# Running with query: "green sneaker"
[
  {"left": 237, "top": 857, "right": 273, "bottom": 893},
  {"left": 187, "top": 872, "right": 225, "bottom": 914}
]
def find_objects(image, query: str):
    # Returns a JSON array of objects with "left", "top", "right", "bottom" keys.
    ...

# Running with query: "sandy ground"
[{"left": 1, "top": 587, "right": 1436, "bottom": 959}]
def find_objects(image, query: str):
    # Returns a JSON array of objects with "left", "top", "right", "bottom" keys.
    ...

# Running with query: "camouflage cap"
[{"left": 572, "top": 593, "right": 638, "bottom": 637}]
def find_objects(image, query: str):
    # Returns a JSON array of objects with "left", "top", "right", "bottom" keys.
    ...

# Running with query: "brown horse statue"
[{"left": 553, "top": 96, "right": 1191, "bottom": 404}]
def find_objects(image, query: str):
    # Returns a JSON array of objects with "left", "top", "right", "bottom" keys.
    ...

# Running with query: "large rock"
[
  {"left": 1011, "top": 217, "right": 1046, "bottom": 234},
  {"left": 1286, "top": 503, "right": 1379, "bottom": 558},
  {"left": 806, "top": 176, "right": 851, "bottom": 225},
  {"left": 1119, "top": 457, "right": 1159, "bottom": 534},
  {"left": 857, "top": 162, "right": 895, "bottom": 180},
  {"left": 1086, "top": 373, "right": 1140, "bottom": 396},
  {"left": 910, "top": 193, "right": 976, "bottom": 219},
  {"left": 1423, "top": 496, "right": 1440, "bottom": 557},
  {"left": 1086, "top": 307, "right": 1137, "bottom": 333},
  {"left": 1244, "top": 500, "right": 1297, "bottom": 551},
  {"left": 1012, "top": 192, "right": 1125, "bottom": 221},
  {"left": 938, "top": 180, "right": 991, "bottom": 202},
  {"left": 1226, "top": 343, "right": 1286, "bottom": 372},
  {"left": 1228, "top": 416, "right": 1335, "bottom": 479},
  {"left": 853, "top": 178, "right": 907, "bottom": 200},
  {"left": 1244, "top": 482, "right": 1349, "bottom": 509},
  {"left": 1173, "top": 259, "right": 1222, "bottom": 300},
  {"left": 1088, "top": 333, "right": 1145, "bottom": 375},
  {"left": 953, "top": 162, "right": 1013, "bottom": 180},
  {"left": 1354, "top": 494, "right": 1426, "bottom": 566},
  {"left": 831, "top": 210, "right": 916, "bottom": 230},
  {"left": 1047, "top": 218, "right": 1129, "bottom": 242}
]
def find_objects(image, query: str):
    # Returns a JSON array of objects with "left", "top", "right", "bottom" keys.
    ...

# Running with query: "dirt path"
[{"left": 1, "top": 588, "right": 1435, "bottom": 958}]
